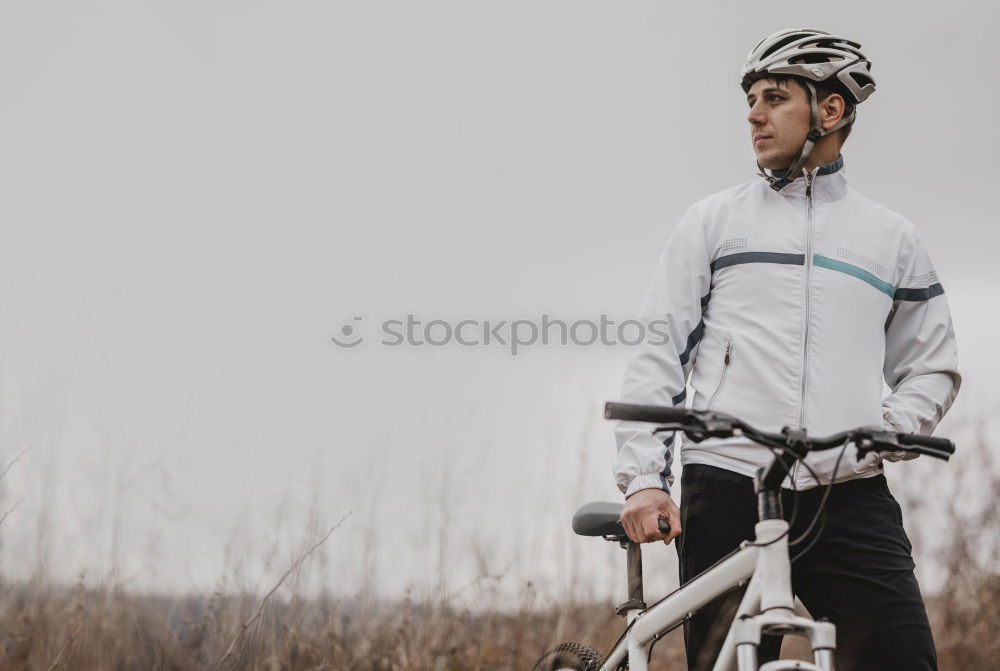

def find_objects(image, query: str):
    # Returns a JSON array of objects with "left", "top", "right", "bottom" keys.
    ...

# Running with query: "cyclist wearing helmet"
[{"left": 614, "top": 29, "right": 959, "bottom": 670}]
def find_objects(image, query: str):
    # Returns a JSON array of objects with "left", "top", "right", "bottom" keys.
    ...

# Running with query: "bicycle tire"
[{"left": 532, "top": 641, "right": 605, "bottom": 671}]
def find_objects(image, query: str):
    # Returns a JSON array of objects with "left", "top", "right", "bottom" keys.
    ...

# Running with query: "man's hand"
[{"left": 620, "top": 488, "right": 682, "bottom": 545}]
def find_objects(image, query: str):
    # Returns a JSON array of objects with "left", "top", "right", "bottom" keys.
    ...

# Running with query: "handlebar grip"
[
  {"left": 605, "top": 402, "right": 690, "bottom": 423},
  {"left": 896, "top": 433, "right": 956, "bottom": 455},
  {"left": 658, "top": 517, "right": 671, "bottom": 536}
]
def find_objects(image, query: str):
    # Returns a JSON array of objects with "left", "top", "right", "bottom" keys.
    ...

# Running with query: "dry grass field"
[
  {"left": 0, "top": 428, "right": 995, "bottom": 670},
  {"left": 0, "top": 573, "right": 995, "bottom": 670}
]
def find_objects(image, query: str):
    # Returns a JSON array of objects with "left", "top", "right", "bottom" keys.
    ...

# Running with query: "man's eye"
[{"left": 748, "top": 95, "right": 784, "bottom": 107}]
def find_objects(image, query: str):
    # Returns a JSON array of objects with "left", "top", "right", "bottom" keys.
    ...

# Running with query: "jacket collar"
[{"left": 766, "top": 154, "right": 849, "bottom": 203}]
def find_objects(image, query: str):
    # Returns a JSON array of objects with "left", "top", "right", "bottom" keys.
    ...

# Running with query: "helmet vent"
[
  {"left": 760, "top": 33, "right": 811, "bottom": 59},
  {"left": 790, "top": 53, "right": 845, "bottom": 64},
  {"left": 848, "top": 72, "right": 873, "bottom": 87}
]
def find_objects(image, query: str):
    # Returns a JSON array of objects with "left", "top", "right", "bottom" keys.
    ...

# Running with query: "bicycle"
[{"left": 532, "top": 401, "right": 955, "bottom": 671}]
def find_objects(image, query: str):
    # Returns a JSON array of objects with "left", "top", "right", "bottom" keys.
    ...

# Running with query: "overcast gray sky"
[{"left": 0, "top": 1, "right": 997, "bottom": 604}]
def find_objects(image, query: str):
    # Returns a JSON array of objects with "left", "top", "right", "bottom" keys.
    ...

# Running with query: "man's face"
[{"left": 746, "top": 78, "right": 811, "bottom": 170}]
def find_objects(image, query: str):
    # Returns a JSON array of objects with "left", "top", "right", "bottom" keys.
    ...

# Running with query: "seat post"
[{"left": 616, "top": 540, "right": 645, "bottom": 616}]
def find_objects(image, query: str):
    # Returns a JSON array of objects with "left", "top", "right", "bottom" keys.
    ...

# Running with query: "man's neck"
[
  {"left": 804, "top": 152, "right": 842, "bottom": 173},
  {"left": 802, "top": 137, "right": 843, "bottom": 173}
]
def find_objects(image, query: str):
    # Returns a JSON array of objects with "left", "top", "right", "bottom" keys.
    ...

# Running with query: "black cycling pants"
[{"left": 675, "top": 464, "right": 936, "bottom": 671}]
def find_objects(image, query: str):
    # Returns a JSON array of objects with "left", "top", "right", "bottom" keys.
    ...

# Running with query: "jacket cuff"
[
  {"left": 625, "top": 473, "right": 670, "bottom": 498},
  {"left": 882, "top": 408, "right": 913, "bottom": 433}
]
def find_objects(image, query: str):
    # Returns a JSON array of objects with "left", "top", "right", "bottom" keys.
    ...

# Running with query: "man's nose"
[{"left": 747, "top": 100, "right": 766, "bottom": 126}]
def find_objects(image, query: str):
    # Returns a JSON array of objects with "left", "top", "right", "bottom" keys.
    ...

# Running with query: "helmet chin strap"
[{"left": 758, "top": 80, "right": 856, "bottom": 192}]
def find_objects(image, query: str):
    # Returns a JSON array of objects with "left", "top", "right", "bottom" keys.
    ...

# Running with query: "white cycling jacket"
[{"left": 614, "top": 155, "right": 961, "bottom": 495}]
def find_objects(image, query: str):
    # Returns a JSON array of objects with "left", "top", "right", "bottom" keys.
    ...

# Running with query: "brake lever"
[
  {"left": 652, "top": 413, "right": 741, "bottom": 443},
  {"left": 851, "top": 426, "right": 902, "bottom": 457},
  {"left": 699, "top": 418, "right": 741, "bottom": 439},
  {"left": 652, "top": 422, "right": 711, "bottom": 442},
  {"left": 853, "top": 428, "right": 919, "bottom": 460}
]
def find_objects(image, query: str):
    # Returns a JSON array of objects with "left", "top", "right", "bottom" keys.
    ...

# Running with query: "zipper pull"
[
  {"left": 724, "top": 341, "right": 732, "bottom": 365},
  {"left": 806, "top": 173, "right": 814, "bottom": 198}
]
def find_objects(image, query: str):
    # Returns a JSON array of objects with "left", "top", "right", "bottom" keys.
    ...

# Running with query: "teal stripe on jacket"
[{"left": 813, "top": 255, "right": 896, "bottom": 298}]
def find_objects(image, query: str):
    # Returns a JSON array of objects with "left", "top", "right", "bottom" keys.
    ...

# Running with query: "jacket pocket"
[{"left": 706, "top": 335, "right": 733, "bottom": 411}]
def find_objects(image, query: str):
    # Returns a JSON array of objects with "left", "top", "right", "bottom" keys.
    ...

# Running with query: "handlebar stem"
[
  {"left": 757, "top": 487, "right": 783, "bottom": 522},
  {"left": 757, "top": 428, "right": 810, "bottom": 494}
]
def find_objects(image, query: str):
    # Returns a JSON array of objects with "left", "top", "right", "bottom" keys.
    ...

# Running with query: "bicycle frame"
[
  {"left": 598, "top": 518, "right": 836, "bottom": 671},
  {"left": 577, "top": 403, "right": 955, "bottom": 671}
]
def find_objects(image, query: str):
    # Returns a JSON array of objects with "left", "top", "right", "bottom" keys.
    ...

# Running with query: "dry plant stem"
[
  {"left": 0, "top": 445, "right": 31, "bottom": 481},
  {"left": 218, "top": 511, "right": 351, "bottom": 666},
  {"left": 0, "top": 447, "right": 29, "bottom": 529},
  {"left": 0, "top": 499, "right": 21, "bottom": 527},
  {"left": 46, "top": 622, "right": 85, "bottom": 671}
]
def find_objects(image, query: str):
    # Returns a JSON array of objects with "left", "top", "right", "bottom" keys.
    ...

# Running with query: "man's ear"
[{"left": 820, "top": 93, "right": 846, "bottom": 130}]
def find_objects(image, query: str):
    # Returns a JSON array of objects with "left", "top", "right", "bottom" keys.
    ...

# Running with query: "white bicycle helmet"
[{"left": 741, "top": 28, "right": 876, "bottom": 190}]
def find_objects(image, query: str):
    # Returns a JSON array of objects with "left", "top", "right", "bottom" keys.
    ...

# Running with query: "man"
[{"left": 613, "top": 28, "right": 960, "bottom": 670}]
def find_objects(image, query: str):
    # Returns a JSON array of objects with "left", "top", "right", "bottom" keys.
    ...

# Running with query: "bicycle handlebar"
[
  {"left": 604, "top": 402, "right": 691, "bottom": 424},
  {"left": 896, "top": 432, "right": 955, "bottom": 452},
  {"left": 605, "top": 401, "right": 955, "bottom": 460}
]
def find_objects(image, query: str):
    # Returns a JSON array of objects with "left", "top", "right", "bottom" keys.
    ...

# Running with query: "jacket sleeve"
[
  {"left": 881, "top": 227, "right": 961, "bottom": 437},
  {"left": 614, "top": 207, "right": 713, "bottom": 496}
]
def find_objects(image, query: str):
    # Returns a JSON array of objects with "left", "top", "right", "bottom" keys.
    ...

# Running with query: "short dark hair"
[{"left": 741, "top": 72, "right": 856, "bottom": 143}]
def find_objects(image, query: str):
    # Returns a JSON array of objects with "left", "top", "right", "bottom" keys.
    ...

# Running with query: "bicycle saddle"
[{"left": 572, "top": 501, "right": 626, "bottom": 537}]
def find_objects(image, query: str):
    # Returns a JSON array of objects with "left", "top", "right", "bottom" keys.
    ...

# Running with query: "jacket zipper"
[
  {"left": 707, "top": 338, "right": 733, "bottom": 410},
  {"left": 789, "top": 173, "right": 816, "bottom": 487},
  {"left": 799, "top": 172, "right": 815, "bottom": 430}
]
